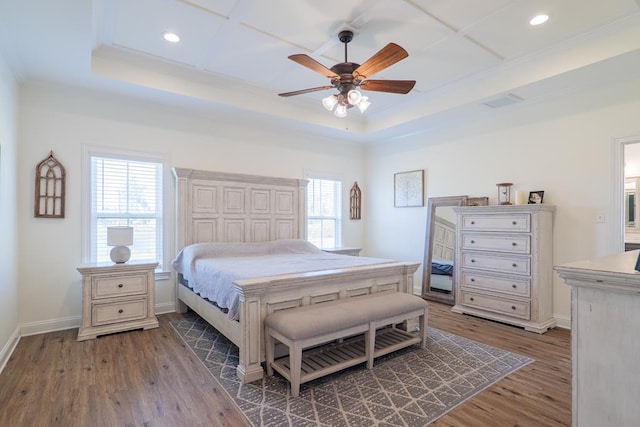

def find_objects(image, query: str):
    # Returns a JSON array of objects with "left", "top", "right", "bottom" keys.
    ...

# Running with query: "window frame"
[
  {"left": 305, "top": 175, "right": 343, "bottom": 249},
  {"left": 81, "top": 145, "right": 170, "bottom": 278}
]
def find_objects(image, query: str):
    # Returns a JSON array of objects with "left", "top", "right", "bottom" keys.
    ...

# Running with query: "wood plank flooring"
[{"left": 0, "top": 302, "right": 571, "bottom": 426}]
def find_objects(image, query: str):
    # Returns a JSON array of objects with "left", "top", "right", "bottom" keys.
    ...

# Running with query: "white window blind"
[
  {"left": 307, "top": 178, "right": 342, "bottom": 249},
  {"left": 90, "top": 156, "right": 163, "bottom": 268}
]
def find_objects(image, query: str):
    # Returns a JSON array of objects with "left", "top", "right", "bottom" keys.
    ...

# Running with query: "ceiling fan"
[{"left": 278, "top": 30, "right": 416, "bottom": 117}]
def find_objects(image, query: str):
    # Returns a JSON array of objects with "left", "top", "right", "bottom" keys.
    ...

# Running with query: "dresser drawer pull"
[
  {"left": 471, "top": 221, "right": 475, "bottom": 225},
  {"left": 471, "top": 259, "right": 476, "bottom": 263},
  {"left": 511, "top": 306, "right": 516, "bottom": 310},
  {"left": 512, "top": 242, "right": 517, "bottom": 246},
  {"left": 512, "top": 263, "right": 517, "bottom": 267},
  {"left": 470, "top": 297, "right": 474, "bottom": 301},
  {"left": 118, "top": 283, "right": 124, "bottom": 288},
  {"left": 512, "top": 284, "right": 517, "bottom": 289},
  {"left": 470, "top": 240, "right": 475, "bottom": 244},
  {"left": 118, "top": 309, "right": 124, "bottom": 314},
  {"left": 512, "top": 221, "right": 517, "bottom": 225},
  {"left": 470, "top": 278, "right": 475, "bottom": 282}
]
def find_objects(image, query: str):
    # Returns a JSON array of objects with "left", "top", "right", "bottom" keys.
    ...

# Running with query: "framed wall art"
[{"left": 394, "top": 169, "right": 424, "bottom": 207}]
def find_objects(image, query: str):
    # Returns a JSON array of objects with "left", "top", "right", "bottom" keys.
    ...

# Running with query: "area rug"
[{"left": 170, "top": 313, "right": 533, "bottom": 427}]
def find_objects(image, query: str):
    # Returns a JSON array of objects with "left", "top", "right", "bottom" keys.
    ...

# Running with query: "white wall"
[
  {"left": 0, "top": 53, "right": 19, "bottom": 368},
  {"left": 17, "top": 82, "right": 366, "bottom": 332},
  {"left": 366, "top": 80, "right": 640, "bottom": 326}
]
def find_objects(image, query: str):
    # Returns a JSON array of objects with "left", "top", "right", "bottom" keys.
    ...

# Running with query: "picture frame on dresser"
[{"left": 528, "top": 191, "right": 544, "bottom": 204}]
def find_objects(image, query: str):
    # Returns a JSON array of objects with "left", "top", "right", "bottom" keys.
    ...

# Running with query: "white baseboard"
[
  {"left": 20, "top": 315, "right": 82, "bottom": 337},
  {"left": 554, "top": 313, "right": 571, "bottom": 330},
  {"left": 0, "top": 326, "right": 21, "bottom": 375},
  {"left": 155, "top": 302, "right": 176, "bottom": 315}
]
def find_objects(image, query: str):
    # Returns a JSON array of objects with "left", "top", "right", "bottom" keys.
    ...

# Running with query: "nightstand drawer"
[
  {"left": 460, "top": 214, "right": 530, "bottom": 232},
  {"left": 461, "top": 291, "right": 530, "bottom": 320},
  {"left": 461, "top": 252, "right": 530, "bottom": 275},
  {"left": 460, "top": 271, "right": 531, "bottom": 297},
  {"left": 92, "top": 274, "right": 147, "bottom": 299},
  {"left": 462, "top": 234, "right": 530, "bottom": 254},
  {"left": 92, "top": 299, "right": 148, "bottom": 326}
]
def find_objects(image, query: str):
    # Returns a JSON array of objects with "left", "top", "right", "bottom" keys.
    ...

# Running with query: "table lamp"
[{"left": 107, "top": 226, "right": 133, "bottom": 263}]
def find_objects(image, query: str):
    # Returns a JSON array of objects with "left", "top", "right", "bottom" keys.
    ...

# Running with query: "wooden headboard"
[{"left": 172, "top": 168, "right": 308, "bottom": 251}]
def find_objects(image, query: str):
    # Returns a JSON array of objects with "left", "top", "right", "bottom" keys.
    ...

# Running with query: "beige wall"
[
  {"left": 16, "top": 82, "right": 366, "bottom": 331},
  {"left": 365, "top": 79, "right": 640, "bottom": 327},
  {"left": 0, "top": 53, "right": 19, "bottom": 368}
]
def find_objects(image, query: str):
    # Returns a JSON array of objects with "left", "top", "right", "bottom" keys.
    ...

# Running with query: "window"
[
  {"left": 84, "top": 148, "right": 165, "bottom": 270},
  {"left": 306, "top": 178, "right": 342, "bottom": 249}
]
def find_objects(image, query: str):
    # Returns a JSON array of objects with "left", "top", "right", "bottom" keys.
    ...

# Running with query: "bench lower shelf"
[{"left": 270, "top": 327, "right": 421, "bottom": 386}]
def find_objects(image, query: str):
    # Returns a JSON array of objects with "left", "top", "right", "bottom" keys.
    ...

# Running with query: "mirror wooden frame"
[{"left": 421, "top": 195, "right": 468, "bottom": 304}]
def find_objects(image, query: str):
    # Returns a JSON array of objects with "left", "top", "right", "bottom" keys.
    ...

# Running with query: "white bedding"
[{"left": 172, "top": 239, "right": 394, "bottom": 320}]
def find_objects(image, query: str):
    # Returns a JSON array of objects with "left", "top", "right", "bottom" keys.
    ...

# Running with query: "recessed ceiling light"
[
  {"left": 530, "top": 14, "right": 549, "bottom": 26},
  {"left": 163, "top": 32, "right": 180, "bottom": 43}
]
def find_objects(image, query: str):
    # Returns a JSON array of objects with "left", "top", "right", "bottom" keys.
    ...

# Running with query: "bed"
[
  {"left": 172, "top": 168, "right": 420, "bottom": 383},
  {"left": 429, "top": 216, "right": 455, "bottom": 293}
]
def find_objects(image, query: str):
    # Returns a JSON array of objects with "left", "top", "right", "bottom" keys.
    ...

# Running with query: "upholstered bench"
[{"left": 264, "top": 292, "right": 428, "bottom": 397}]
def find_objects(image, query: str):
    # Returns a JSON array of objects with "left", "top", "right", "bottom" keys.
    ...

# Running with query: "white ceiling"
[{"left": 2, "top": 0, "right": 640, "bottom": 143}]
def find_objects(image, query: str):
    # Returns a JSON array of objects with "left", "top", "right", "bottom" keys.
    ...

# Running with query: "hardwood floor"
[{"left": 0, "top": 302, "right": 571, "bottom": 426}]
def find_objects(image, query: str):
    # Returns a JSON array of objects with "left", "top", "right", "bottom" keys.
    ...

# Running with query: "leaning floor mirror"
[{"left": 422, "top": 195, "right": 468, "bottom": 305}]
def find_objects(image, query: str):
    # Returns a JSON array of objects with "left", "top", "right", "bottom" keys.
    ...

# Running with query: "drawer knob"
[
  {"left": 512, "top": 242, "right": 517, "bottom": 246},
  {"left": 471, "top": 259, "right": 476, "bottom": 263},
  {"left": 471, "top": 221, "right": 475, "bottom": 225},
  {"left": 511, "top": 306, "right": 516, "bottom": 310},
  {"left": 118, "top": 283, "right": 124, "bottom": 288},
  {"left": 470, "top": 240, "right": 475, "bottom": 244},
  {"left": 512, "top": 284, "right": 517, "bottom": 289},
  {"left": 512, "top": 263, "right": 517, "bottom": 268},
  {"left": 118, "top": 309, "right": 124, "bottom": 314},
  {"left": 512, "top": 221, "right": 517, "bottom": 225},
  {"left": 470, "top": 278, "right": 475, "bottom": 282},
  {"left": 470, "top": 297, "right": 474, "bottom": 301}
]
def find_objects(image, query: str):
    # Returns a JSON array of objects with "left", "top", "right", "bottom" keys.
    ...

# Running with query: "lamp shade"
[{"left": 107, "top": 226, "right": 133, "bottom": 247}]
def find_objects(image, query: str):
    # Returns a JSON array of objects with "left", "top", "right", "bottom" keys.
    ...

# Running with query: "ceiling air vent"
[{"left": 483, "top": 93, "right": 523, "bottom": 109}]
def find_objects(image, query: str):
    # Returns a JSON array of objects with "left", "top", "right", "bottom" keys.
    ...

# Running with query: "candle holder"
[{"left": 496, "top": 183, "right": 513, "bottom": 205}]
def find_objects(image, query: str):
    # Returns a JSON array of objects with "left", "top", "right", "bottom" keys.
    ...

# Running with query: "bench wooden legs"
[{"left": 265, "top": 306, "right": 428, "bottom": 398}]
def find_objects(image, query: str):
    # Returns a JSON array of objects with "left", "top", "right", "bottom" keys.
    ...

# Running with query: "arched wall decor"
[
  {"left": 350, "top": 182, "right": 361, "bottom": 220},
  {"left": 35, "top": 151, "right": 66, "bottom": 218}
]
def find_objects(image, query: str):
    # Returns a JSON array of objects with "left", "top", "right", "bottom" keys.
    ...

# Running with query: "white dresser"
[
  {"left": 76, "top": 262, "right": 159, "bottom": 341},
  {"left": 556, "top": 251, "right": 640, "bottom": 427},
  {"left": 451, "top": 205, "right": 556, "bottom": 333}
]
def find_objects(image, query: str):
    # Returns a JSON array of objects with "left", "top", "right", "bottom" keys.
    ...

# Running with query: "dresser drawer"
[
  {"left": 92, "top": 274, "right": 147, "bottom": 299},
  {"left": 460, "top": 271, "right": 531, "bottom": 297},
  {"left": 461, "top": 252, "right": 530, "bottom": 275},
  {"left": 460, "top": 214, "right": 530, "bottom": 232},
  {"left": 461, "top": 234, "right": 530, "bottom": 254},
  {"left": 92, "top": 298, "right": 148, "bottom": 326},
  {"left": 460, "top": 291, "right": 531, "bottom": 320}
]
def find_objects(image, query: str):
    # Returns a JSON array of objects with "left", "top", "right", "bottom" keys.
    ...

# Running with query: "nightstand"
[{"left": 76, "top": 261, "right": 159, "bottom": 341}]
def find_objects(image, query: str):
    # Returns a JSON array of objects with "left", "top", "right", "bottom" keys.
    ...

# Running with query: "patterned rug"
[{"left": 170, "top": 313, "right": 532, "bottom": 427}]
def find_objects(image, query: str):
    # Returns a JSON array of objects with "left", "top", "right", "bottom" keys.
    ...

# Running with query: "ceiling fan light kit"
[{"left": 279, "top": 30, "right": 415, "bottom": 117}]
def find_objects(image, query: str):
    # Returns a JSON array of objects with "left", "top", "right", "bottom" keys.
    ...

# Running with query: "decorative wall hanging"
[
  {"left": 394, "top": 170, "right": 424, "bottom": 207},
  {"left": 35, "top": 151, "right": 66, "bottom": 218},
  {"left": 350, "top": 182, "right": 362, "bottom": 220}
]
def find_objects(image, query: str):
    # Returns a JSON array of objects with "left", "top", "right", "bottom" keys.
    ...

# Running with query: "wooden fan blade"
[
  {"left": 288, "top": 54, "right": 339, "bottom": 78},
  {"left": 353, "top": 43, "right": 409, "bottom": 79},
  {"left": 278, "top": 85, "right": 334, "bottom": 97},
  {"left": 360, "top": 79, "right": 416, "bottom": 94}
]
